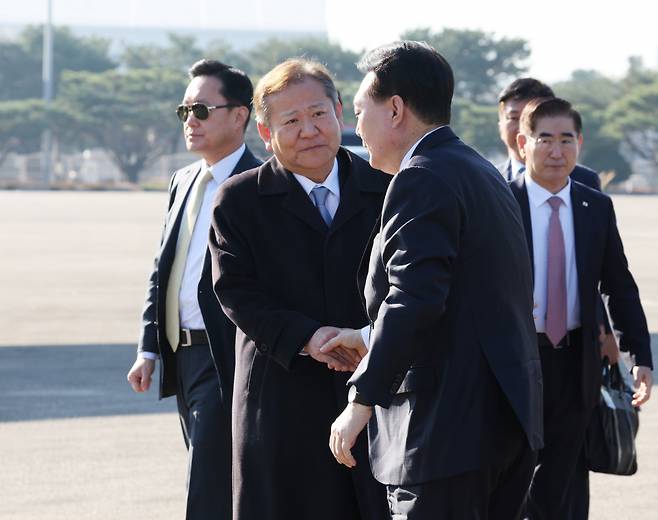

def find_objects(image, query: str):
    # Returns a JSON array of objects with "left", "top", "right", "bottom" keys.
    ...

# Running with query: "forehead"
[
  {"left": 354, "top": 72, "right": 377, "bottom": 107},
  {"left": 183, "top": 76, "right": 224, "bottom": 102},
  {"left": 267, "top": 78, "right": 333, "bottom": 116},
  {"left": 503, "top": 98, "right": 528, "bottom": 115},
  {"left": 533, "top": 115, "right": 578, "bottom": 135}
]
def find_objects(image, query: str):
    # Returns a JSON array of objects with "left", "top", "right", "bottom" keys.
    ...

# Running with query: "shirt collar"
[
  {"left": 511, "top": 157, "right": 526, "bottom": 177},
  {"left": 400, "top": 126, "right": 446, "bottom": 170},
  {"left": 524, "top": 170, "right": 572, "bottom": 210},
  {"left": 292, "top": 159, "right": 340, "bottom": 197},
  {"left": 203, "top": 143, "right": 246, "bottom": 182}
]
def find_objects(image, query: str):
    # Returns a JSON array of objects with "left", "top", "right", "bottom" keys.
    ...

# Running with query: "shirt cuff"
[
  {"left": 139, "top": 351, "right": 159, "bottom": 360},
  {"left": 360, "top": 325, "right": 370, "bottom": 351}
]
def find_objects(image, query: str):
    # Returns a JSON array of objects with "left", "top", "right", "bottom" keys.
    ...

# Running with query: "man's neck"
[
  {"left": 203, "top": 140, "right": 244, "bottom": 167},
  {"left": 397, "top": 124, "right": 442, "bottom": 170},
  {"left": 529, "top": 171, "right": 569, "bottom": 194},
  {"left": 508, "top": 148, "right": 524, "bottom": 164}
]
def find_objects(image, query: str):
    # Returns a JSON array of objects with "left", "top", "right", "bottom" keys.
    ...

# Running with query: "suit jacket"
[
  {"left": 499, "top": 158, "right": 601, "bottom": 190},
  {"left": 210, "top": 148, "right": 390, "bottom": 520},
  {"left": 137, "top": 146, "right": 261, "bottom": 402},
  {"left": 349, "top": 127, "right": 543, "bottom": 486},
  {"left": 509, "top": 176, "right": 652, "bottom": 407}
]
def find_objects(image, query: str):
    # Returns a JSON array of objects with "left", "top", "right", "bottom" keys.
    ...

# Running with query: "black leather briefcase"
[{"left": 585, "top": 362, "right": 639, "bottom": 475}]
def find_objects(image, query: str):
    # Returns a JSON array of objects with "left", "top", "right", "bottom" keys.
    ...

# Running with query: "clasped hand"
[{"left": 304, "top": 327, "right": 367, "bottom": 372}]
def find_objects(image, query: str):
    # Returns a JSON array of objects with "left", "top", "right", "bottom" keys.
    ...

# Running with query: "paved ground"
[{"left": 0, "top": 191, "right": 656, "bottom": 519}]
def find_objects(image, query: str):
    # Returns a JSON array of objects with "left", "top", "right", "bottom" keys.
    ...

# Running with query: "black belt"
[
  {"left": 178, "top": 328, "right": 208, "bottom": 348},
  {"left": 537, "top": 327, "right": 582, "bottom": 349}
]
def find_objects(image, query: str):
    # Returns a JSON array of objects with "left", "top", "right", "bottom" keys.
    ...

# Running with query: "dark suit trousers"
[
  {"left": 176, "top": 343, "right": 231, "bottom": 520},
  {"left": 527, "top": 342, "right": 594, "bottom": 520},
  {"left": 387, "top": 385, "right": 535, "bottom": 520}
]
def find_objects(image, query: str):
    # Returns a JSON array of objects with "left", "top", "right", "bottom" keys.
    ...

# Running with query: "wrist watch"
[{"left": 348, "top": 385, "right": 372, "bottom": 406}]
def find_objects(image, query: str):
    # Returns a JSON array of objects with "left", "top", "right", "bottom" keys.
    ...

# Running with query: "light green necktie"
[{"left": 165, "top": 168, "right": 214, "bottom": 351}]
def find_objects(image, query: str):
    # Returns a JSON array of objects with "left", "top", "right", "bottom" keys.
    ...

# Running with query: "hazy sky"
[{"left": 5, "top": 0, "right": 657, "bottom": 82}]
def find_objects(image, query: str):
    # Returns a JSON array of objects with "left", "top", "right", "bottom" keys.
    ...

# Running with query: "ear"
[
  {"left": 257, "top": 122, "right": 273, "bottom": 153},
  {"left": 577, "top": 133, "right": 584, "bottom": 147},
  {"left": 517, "top": 133, "right": 528, "bottom": 160},
  {"left": 390, "top": 95, "right": 404, "bottom": 128},
  {"left": 234, "top": 106, "right": 249, "bottom": 130},
  {"left": 334, "top": 101, "right": 344, "bottom": 130}
]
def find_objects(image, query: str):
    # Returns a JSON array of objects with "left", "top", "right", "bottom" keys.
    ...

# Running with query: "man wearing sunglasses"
[{"left": 126, "top": 59, "right": 260, "bottom": 520}]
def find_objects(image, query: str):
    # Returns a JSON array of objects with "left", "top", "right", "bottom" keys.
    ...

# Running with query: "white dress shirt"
[
  {"left": 525, "top": 171, "right": 581, "bottom": 332},
  {"left": 179, "top": 144, "right": 245, "bottom": 329},
  {"left": 292, "top": 159, "right": 340, "bottom": 218},
  {"left": 140, "top": 145, "right": 245, "bottom": 361}
]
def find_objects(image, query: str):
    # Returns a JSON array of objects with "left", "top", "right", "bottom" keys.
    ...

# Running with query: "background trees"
[{"left": 0, "top": 24, "right": 654, "bottom": 186}]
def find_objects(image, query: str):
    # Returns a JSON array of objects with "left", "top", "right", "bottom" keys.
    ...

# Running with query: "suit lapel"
[
  {"left": 329, "top": 152, "right": 366, "bottom": 235},
  {"left": 229, "top": 146, "right": 260, "bottom": 179},
  {"left": 161, "top": 161, "right": 202, "bottom": 260},
  {"left": 258, "top": 157, "right": 328, "bottom": 234},
  {"left": 570, "top": 182, "right": 590, "bottom": 307},
  {"left": 511, "top": 176, "right": 535, "bottom": 280},
  {"left": 357, "top": 215, "right": 381, "bottom": 309}
]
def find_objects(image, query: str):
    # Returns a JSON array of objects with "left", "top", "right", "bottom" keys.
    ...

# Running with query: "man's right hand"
[
  {"left": 127, "top": 356, "right": 156, "bottom": 392},
  {"left": 320, "top": 328, "right": 368, "bottom": 371},
  {"left": 304, "top": 327, "right": 360, "bottom": 372}
]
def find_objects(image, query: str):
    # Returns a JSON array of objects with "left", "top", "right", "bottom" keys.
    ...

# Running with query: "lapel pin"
[{"left": 582, "top": 201, "right": 588, "bottom": 207}]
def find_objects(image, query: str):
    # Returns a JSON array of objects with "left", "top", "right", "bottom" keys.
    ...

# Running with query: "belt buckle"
[{"left": 180, "top": 328, "right": 192, "bottom": 347}]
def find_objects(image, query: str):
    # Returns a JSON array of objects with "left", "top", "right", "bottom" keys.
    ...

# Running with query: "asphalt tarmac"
[{"left": 0, "top": 191, "right": 656, "bottom": 519}]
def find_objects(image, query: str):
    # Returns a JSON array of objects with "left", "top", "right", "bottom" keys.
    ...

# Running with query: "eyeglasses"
[
  {"left": 176, "top": 103, "right": 238, "bottom": 122},
  {"left": 527, "top": 135, "right": 577, "bottom": 149}
]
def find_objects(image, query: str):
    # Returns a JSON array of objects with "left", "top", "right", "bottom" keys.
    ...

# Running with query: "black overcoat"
[{"left": 209, "top": 147, "right": 390, "bottom": 520}]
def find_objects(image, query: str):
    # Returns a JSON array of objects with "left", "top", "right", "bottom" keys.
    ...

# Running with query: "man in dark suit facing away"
[
  {"left": 209, "top": 59, "right": 389, "bottom": 520},
  {"left": 509, "top": 97, "right": 652, "bottom": 519},
  {"left": 497, "top": 77, "right": 600, "bottom": 190},
  {"left": 126, "top": 59, "right": 261, "bottom": 520},
  {"left": 325, "top": 41, "right": 543, "bottom": 519}
]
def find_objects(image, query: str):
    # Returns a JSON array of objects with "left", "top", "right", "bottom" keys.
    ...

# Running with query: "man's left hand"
[
  {"left": 631, "top": 366, "right": 653, "bottom": 407},
  {"left": 329, "top": 403, "right": 372, "bottom": 468}
]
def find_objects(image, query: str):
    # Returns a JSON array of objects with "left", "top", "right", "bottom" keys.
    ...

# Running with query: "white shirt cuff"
[
  {"left": 139, "top": 351, "right": 159, "bottom": 360},
  {"left": 360, "top": 325, "right": 370, "bottom": 351}
]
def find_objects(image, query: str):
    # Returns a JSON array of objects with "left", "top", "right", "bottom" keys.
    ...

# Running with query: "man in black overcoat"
[{"left": 209, "top": 59, "right": 389, "bottom": 520}]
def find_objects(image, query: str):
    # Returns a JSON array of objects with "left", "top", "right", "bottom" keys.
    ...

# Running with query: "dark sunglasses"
[{"left": 176, "top": 102, "right": 238, "bottom": 122}]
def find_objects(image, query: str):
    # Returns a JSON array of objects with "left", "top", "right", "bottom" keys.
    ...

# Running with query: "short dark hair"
[
  {"left": 357, "top": 41, "right": 454, "bottom": 125},
  {"left": 498, "top": 77, "right": 555, "bottom": 105},
  {"left": 188, "top": 59, "right": 253, "bottom": 130},
  {"left": 519, "top": 97, "right": 583, "bottom": 135}
]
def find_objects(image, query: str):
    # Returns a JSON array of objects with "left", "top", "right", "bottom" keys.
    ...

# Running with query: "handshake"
[{"left": 303, "top": 326, "right": 368, "bottom": 372}]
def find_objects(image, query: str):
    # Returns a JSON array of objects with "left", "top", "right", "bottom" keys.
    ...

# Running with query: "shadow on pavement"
[
  {"left": 0, "top": 344, "right": 176, "bottom": 422},
  {"left": 1, "top": 335, "right": 655, "bottom": 423}
]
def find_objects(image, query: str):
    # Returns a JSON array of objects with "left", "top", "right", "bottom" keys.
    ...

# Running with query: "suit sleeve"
[
  {"left": 137, "top": 173, "right": 178, "bottom": 355},
  {"left": 349, "top": 167, "right": 461, "bottom": 407},
  {"left": 209, "top": 185, "right": 321, "bottom": 370},
  {"left": 600, "top": 199, "right": 653, "bottom": 368}
]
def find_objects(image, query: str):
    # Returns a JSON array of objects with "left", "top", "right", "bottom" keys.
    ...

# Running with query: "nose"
[
  {"left": 549, "top": 143, "right": 563, "bottom": 158},
  {"left": 185, "top": 112, "right": 200, "bottom": 127},
  {"left": 299, "top": 116, "right": 319, "bottom": 137}
]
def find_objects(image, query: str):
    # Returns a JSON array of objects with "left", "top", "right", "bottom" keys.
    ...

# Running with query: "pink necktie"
[{"left": 546, "top": 196, "right": 567, "bottom": 347}]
